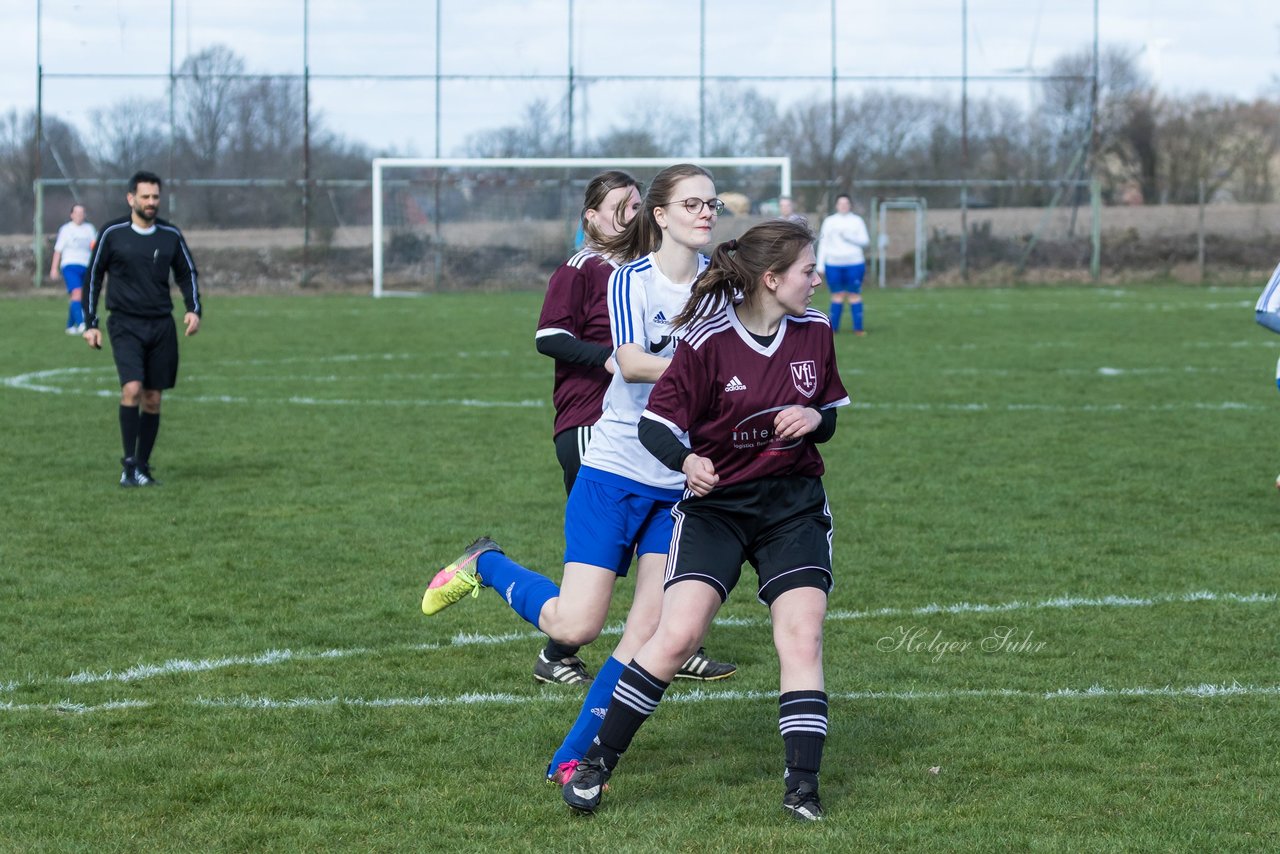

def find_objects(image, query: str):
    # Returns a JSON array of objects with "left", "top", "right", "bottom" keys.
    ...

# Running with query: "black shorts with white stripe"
[{"left": 664, "top": 475, "right": 834, "bottom": 605}]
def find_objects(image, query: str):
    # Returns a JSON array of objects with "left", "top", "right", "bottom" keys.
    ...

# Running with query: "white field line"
[
  {"left": 8, "top": 590, "right": 1271, "bottom": 692},
  {"left": 6, "top": 366, "right": 1267, "bottom": 413},
  {"left": 5, "top": 681, "right": 1278, "bottom": 716},
  {"left": 0, "top": 368, "right": 546, "bottom": 408},
  {"left": 849, "top": 401, "right": 1267, "bottom": 413},
  {"left": 196, "top": 681, "right": 1280, "bottom": 711}
]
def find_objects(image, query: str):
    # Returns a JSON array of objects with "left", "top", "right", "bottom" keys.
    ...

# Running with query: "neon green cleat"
[{"left": 421, "top": 536, "right": 502, "bottom": 616}]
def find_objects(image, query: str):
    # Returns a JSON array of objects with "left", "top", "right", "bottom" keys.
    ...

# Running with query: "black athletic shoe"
[
  {"left": 783, "top": 781, "right": 824, "bottom": 821},
  {"left": 534, "top": 651, "right": 593, "bottom": 685},
  {"left": 674, "top": 647, "right": 737, "bottom": 681},
  {"left": 133, "top": 462, "right": 161, "bottom": 486},
  {"left": 120, "top": 457, "right": 139, "bottom": 488},
  {"left": 562, "top": 756, "right": 610, "bottom": 813}
]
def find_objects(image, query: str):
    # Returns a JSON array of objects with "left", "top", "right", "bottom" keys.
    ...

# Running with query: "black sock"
[
  {"left": 119, "top": 405, "right": 141, "bottom": 462},
  {"left": 780, "top": 690, "right": 828, "bottom": 791},
  {"left": 586, "top": 661, "right": 669, "bottom": 770},
  {"left": 543, "top": 639, "right": 581, "bottom": 660},
  {"left": 137, "top": 412, "right": 161, "bottom": 465}
]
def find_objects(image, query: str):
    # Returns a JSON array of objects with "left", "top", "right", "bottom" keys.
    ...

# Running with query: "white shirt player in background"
[
  {"left": 419, "top": 164, "right": 735, "bottom": 788},
  {"left": 815, "top": 193, "right": 870, "bottom": 335},
  {"left": 49, "top": 203, "right": 96, "bottom": 334},
  {"left": 1253, "top": 260, "right": 1280, "bottom": 488}
]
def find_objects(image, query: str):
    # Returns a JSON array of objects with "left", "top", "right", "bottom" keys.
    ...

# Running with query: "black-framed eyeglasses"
[{"left": 670, "top": 197, "right": 725, "bottom": 215}]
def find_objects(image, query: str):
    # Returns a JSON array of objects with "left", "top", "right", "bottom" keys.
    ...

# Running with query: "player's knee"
[
  {"left": 69, "top": 288, "right": 82, "bottom": 300},
  {"left": 120, "top": 383, "right": 143, "bottom": 406},
  {"left": 653, "top": 622, "right": 703, "bottom": 665},
  {"left": 776, "top": 624, "right": 824, "bottom": 664},
  {"left": 141, "top": 390, "right": 162, "bottom": 413},
  {"left": 550, "top": 616, "right": 604, "bottom": 648}
]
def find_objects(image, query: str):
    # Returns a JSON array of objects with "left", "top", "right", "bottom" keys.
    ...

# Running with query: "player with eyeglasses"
[{"left": 422, "top": 164, "right": 737, "bottom": 787}]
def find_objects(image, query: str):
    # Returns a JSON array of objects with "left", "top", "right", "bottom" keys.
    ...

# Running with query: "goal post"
[{"left": 370, "top": 156, "right": 792, "bottom": 297}]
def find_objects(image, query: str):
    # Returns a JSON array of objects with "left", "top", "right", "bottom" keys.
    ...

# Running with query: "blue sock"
[
  {"left": 828, "top": 302, "right": 844, "bottom": 331},
  {"left": 548, "top": 656, "right": 626, "bottom": 774},
  {"left": 72, "top": 301, "right": 84, "bottom": 326},
  {"left": 476, "top": 551, "right": 559, "bottom": 628},
  {"left": 852, "top": 301, "right": 864, "bottom": 332}
]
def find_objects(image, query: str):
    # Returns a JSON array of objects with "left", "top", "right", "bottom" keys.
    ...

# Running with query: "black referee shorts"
[
  {"left": 665, "top": 475, "right": 834, "bottom": 605},
  {"left": 107, "top": 313, "right": 180, "bottom": 390}
]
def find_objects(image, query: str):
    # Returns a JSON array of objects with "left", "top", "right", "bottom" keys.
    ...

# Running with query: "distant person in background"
[
  {"left": 816, "top": 193, "right": 869, "bottom": 335},
  {"left": 83, "top": 170, "right": 202, "bottom": 488},
  {"left": 50, "top": 203, "right": 96, "bottom": 335},
  {"left": 778, "top": 196, "right": 807, "bottom": 225}
]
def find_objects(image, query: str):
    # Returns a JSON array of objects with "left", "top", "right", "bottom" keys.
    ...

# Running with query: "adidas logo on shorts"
[{"left": 724, "top": 375, "right": 747, "bottom": 392}]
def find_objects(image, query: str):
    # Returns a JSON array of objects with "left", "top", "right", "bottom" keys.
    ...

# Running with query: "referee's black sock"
[
  {"left": 588, "top": 660, "right": 669, "bottom": 770},
  {"left": 542, "top": 639, "right": 581, "bottom": 661},
  {"left": 119, "top": 405, "right": 141, "bottom": 462},
  {"left": 780, "top": 689, "right": 828, "bottom": 792},
  {"left": 137, "top": 412, "right": 161, "bottom": 465}
]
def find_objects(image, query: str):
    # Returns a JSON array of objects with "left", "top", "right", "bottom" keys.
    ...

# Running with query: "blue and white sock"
[
  {"left": 828, "top": 302, "right": 844, "bottom": 331},
  {"left": 851, "top": 302, "right": 864, "bottom": 332},
  {"left": 68, "top": 300, "right": 84, "bottom": 328},
  {"left": 548, "top": 655, "right": 626, "bottom": 774},
  {"left": 476, "top": 551, "right": 560, "bottom": 628}
]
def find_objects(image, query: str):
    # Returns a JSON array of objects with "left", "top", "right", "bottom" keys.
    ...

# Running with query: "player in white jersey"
[
  {"left": 816, "top": 193, "right": 870, "bottom": 334},
  {"left": 1254, "top": 260, "right": 1280, "bottom": 487},
  {"left": 421, "top": 165, "right": 737, "bottom": 784},
  {"left": 50, "top": 204, "right": 96, "bottom": 334}
]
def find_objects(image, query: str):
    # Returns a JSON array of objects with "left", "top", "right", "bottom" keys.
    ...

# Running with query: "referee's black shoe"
[
  {"left": 674, "top": 647, "right": 737, "bottom": 681},
  {"left": 133, "top": 462, "right": 161, "bottom": 486},
  {"left": 120, "top": 457, "right": 139, "bottom": 488}
]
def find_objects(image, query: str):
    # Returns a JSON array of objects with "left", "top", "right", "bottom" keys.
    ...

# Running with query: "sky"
[{"left": 3, "top": 0, "right": 1278, "bottom": 155}]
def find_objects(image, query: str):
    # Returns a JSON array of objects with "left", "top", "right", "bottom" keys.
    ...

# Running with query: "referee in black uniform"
[{"left": 83, "top": 170, "right": 202, "bottom": 487}]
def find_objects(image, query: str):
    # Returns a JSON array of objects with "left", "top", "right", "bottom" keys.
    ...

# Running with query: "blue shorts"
[
  {"left": 563, "top": 467, "right": 679, "bottom": 576},
  {"left": 825, "top": 263, "right": 865, "bottom": 295},
  {"left": 62, "top": 264, "right": 86, "bottom": 294}
]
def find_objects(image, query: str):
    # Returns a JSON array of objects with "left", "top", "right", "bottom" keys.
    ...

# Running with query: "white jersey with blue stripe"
[
  {"left": 1256, "top": 260, "right": 1280, "bottom": 314},
  {"left": 580, "top": 251, "right": 709, "bottom": 489}
]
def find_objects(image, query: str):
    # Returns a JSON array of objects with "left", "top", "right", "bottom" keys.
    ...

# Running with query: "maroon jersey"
[
  {"left": 644, "top": 305, "right": 850, "bottom": 488},
  {"left": 535, "top": 249, "right": 618, "bottom": 436}
]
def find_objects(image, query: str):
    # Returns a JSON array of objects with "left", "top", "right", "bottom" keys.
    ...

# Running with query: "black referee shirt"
[{"left": 83, "top": 215, "right": 201, "bottom": 329}]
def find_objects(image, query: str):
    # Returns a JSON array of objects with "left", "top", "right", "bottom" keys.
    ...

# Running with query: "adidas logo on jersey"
[
  {"left": 652, "top": 311, "right": 669, "bottom": 325},
  {"left": 724, "top": 375, "right": 747, "bottom": 392}
]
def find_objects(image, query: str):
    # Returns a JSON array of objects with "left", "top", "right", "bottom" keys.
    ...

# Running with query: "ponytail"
[{"left": 673, "top": 220, "right": 816, "bottom": 330}]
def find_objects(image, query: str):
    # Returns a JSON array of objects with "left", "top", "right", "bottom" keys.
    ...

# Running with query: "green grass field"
[{"left": 2, "top": 284, "right": 1278, "bottom": 852}]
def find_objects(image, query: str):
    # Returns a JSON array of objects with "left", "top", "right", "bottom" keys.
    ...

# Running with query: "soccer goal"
[
  {"left": 870, "top": 196, "right": 928, "bottom": 288},
  {"left": 370, "top": 157, "right": 792, "bottom": 296}
]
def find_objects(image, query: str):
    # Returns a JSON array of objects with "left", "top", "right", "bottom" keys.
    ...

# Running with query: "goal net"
[{"left": 371, "top": 157, "right": 792, "bottom": 296}]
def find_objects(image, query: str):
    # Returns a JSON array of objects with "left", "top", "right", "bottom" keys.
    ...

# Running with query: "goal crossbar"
[{"left": 370, "top": 156, "right": 791, "bottom": 297}]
